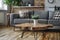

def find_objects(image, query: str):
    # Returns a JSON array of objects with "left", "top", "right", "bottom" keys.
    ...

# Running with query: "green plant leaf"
[
  {"left": 4, "top": 0, "right": 22, "bottom": 6},
  {"left": 31, "top": 15, "right": 39, "bottom": 19}
]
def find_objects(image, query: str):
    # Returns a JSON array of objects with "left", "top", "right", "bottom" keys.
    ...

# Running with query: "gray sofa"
[{"left": 10, "top": 11, "right": 60, "bottom": 30}]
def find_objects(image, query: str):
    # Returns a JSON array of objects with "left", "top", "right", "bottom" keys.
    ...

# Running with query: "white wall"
[
  {"left": 0, "top": 13, "right": 4, "bottom": 24},
  {"left": 45, "top": 0, "right": 60, "bottom": 11},
  {"left": 45, "top": 0, "right": 56, "bottom": 11},
  {"left": 45, "top": 0, "right": 56, "bottom": 7},
  {"left": 56, "top": 0, "right": 60, "bottom": 6},
  {"left": 0, "top": 11, "right": 7, "bottom": 25}
]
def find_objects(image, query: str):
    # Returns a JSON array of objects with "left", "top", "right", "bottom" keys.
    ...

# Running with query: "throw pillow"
[
  {"left": 19, "top": 10, "right": 29, "bottom": 18},
  {"left": 19, "top": 10, "right": 24, "bottom": 18},
  {"left": 53, "top": 11, "right": 60, "bottom": 20}
]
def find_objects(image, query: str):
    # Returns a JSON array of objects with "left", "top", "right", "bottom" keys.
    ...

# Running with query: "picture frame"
[{"left": 48, "top": 0, "right": 54, "bottom": 4}]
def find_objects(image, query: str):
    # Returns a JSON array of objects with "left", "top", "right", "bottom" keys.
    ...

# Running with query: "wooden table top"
[{"left": 15, "top": 23, "right": 53, "bottom": 28}]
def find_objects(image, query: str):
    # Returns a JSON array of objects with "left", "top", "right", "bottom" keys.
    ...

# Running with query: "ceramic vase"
[{"left": 33, "top": 19, "right": 38, "bottom": 27}]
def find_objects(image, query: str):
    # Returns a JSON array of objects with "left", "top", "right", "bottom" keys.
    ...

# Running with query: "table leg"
[
  {"left": 13, "top": 27, "right": 21, "bottom": 31},
  {"left": 21, "top": 31, "right": 25, "bottom": 38},
  {"left": 13, "top": 27, "right": 15, "bottom": 31},
  {"left": 42, "top": 32, "right": 45, "bottom": 40},
  {"left": 33, "top": 32, "right": 38, "bottom": 40}
]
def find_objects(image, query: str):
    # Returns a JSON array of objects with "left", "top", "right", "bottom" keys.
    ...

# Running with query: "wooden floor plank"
[{"left": 0, "top": 26, "right": 60, "bottom": 40}]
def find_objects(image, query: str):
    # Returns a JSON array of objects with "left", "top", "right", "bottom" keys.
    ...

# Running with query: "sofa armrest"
[
  {"left": 10, "top": 13, "right": 20, "bottom": 26},
  {"left": 10, "top": 13, "right": 14, "bottom": 26}
]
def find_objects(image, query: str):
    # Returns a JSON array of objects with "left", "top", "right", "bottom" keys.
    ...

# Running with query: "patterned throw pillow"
[
  {"left": 24, "top": 11, "right": 34, "bottom": 18},
  {"left": 19, "top": 10, "right": 34, "bottom": 19},
  {"left": 53, "top": 11, "right": 60, "bottom": 20},
  {"left": 19, "top": 10, "right": 29, "bottom": 18}
]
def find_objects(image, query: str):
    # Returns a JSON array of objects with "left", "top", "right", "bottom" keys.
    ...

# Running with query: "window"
[
  {"left": 0, "top": 0, "right": 7, "bottom": 10},
  {"left": 0, "top": 0, "right": 3, "bottom": 8}
]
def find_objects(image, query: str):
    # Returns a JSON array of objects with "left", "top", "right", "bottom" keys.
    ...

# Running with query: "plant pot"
[{"left": 33, "top": 19, "right": 38, "bottom": 27}]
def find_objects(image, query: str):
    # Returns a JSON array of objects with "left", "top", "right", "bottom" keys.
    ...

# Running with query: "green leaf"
[
  {"left": 31, "top": 15, "right": 39, "bottom": 19},
  {"left": 4, "top": 0, "right": 22, "bottom": 6}
]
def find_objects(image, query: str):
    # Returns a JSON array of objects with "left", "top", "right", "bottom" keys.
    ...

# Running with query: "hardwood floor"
[{"left": 0, "top": 26, "right": 60, "bottom": 40}]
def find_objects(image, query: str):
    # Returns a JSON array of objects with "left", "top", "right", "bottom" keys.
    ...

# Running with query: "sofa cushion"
[
  {"left": 48, "top": 11, "right": 54, "bottom": 19},
  {"left": 14, "top": 19, "right": 33, "bottom": 24},
  {"left": 13, "top": 14, "right": 20, "bottom": 19},
  {"left": 48, "top": 19, "right": 60, "bottom": 26},
  {"left": 38, "top": 19, "right": 48, "bottom": 24},
  {"left": 34, "top": 10, "right": 49, "bottom": 19}
]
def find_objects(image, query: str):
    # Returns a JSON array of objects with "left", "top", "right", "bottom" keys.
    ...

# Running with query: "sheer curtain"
[{"left": 0, "top": 0, "right": 7, "bottom": 10}]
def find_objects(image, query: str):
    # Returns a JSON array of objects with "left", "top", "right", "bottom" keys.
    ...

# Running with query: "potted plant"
[
  {"left": 31, "top": 15, "right": 39, "bottom": 27},
  {"left": 4, "top": 0, "right": 22, "bottom": 13}
]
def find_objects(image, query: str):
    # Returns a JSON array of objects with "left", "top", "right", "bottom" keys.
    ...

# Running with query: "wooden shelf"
[
  {"left": 13, "top": 6, "right": 44, "bottom": 10},
  {"left": 13, "top": 6, "right": 44, "bottom": 9},
  {"left": 13, "top": 6, "right": 44, "bottom": 13}
]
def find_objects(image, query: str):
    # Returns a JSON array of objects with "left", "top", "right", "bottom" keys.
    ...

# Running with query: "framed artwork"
[{"left": 48, "top": 0, "right": 54, "bottom": 4}]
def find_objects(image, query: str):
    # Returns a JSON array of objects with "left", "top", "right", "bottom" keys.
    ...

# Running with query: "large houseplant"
[{"left": 4, "top": 0, "right": 22, "bottom": 13}]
